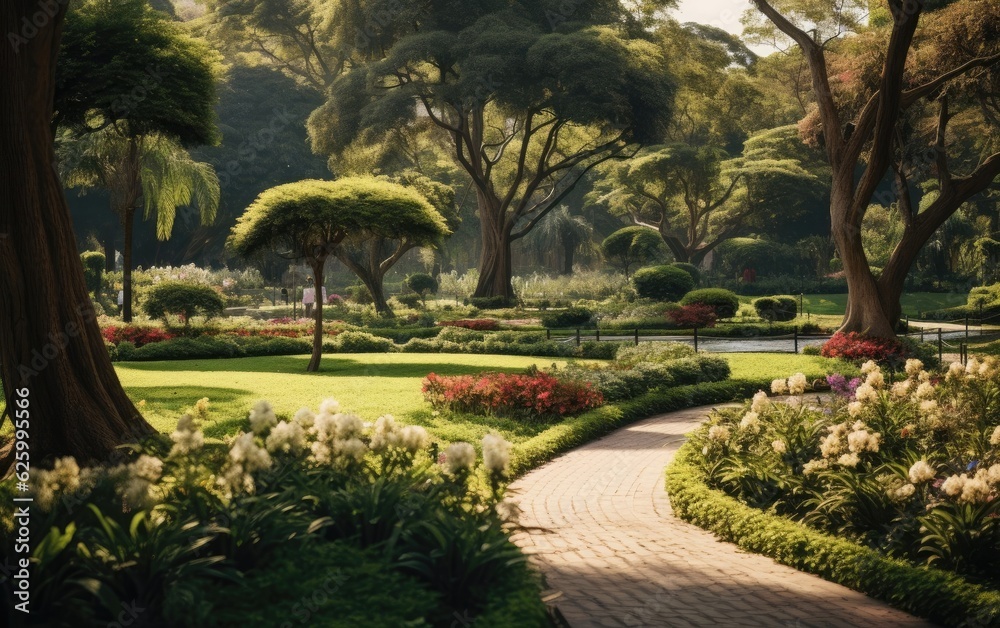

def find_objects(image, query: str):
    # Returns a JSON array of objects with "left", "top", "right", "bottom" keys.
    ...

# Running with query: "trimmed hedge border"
[
  {"left": 509, "top": 379, "right": 764, "bottom": 477},
  {"left": 666, "top": 442, "right": 1000, "bottom": 627}
]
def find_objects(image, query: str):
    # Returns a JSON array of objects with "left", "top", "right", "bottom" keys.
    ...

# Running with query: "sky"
[{"left": 673, "top": 0, "right": 779, "bottom": 56}]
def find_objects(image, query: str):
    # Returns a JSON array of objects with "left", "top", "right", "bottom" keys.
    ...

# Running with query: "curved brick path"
[{"left": 507, "top": 404, "right": 935, "bottom": 628}]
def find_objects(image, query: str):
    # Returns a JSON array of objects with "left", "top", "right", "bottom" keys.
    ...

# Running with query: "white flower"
[
  {"left": 708, "top": 425, "right": 731, "bottom": 442},
  {"left": 947, "top": 361, "right": 966, "bottom": 381},
  {"left": 496, "top": 499, "right": 521, "bottom": 522},
  {"left": 802, "top": 459, "right": 829, "bottom": 475},
  {"left": 229, "top": 432, "right": 273, "bottom": 473},
  {"left": 985, "top": 464, "right": 1000, "bottom": 486},
  {"left": 913, "top": 382, "right": 935, "bottom": 400},
  {"left": 318, "top": 398, "right": 341, "bottom": 415},
  {"left": 249, "top": 400, "right": 278, "bottom": 435},
  {"left": 785, "top": 396, "right": 802, "bottom": 408},
  {"left": 820, "top": 433, "right": 842, "bottom": 458},
  {"left": 865, "top": 370, "right": 884, "bottom": 389},
  {"left": 846, "top": 430, "right": 880, "bottom": 453},
  {"left": 130, "top": 455, "right": 163, "bottom": 482},
  {"left": 966, "top": 358, "right": 981, "bottom": 377},
  {"left": 855, "top": 383, "right": 878, "bottom": 404},
  {"left": 482, "top": 433, "right": 512, "bottom": 475},
  {"left": 772, "top": 440, "right": 787, "bottom": 454},
  {"left": 904, "top": 359, "right": 923, "bottom": 378},
  {"left": 960, "top": 477, "right": 991, "bottom": 504},
  {"left": 31, "top": 457, "right": 82, "bottom": 511},
  {"left": 889, "top": 483, "right": 916, "bottom": 501},
  {"left": 787, "top": 373, "right": 808, "bottom": 395},
  {"left": 266, "top": 420, "right": 306, "bottom": 454},
  {"left": 771, "top": 379, "right": 788, "bottom": 395},
  {"left": 337, "top": 438, "right": 368, "bottom": 462},
  {"left": 837, "top": 453, "right": 860, "bottom": 468},
  {"left": 908, "top": 460, "right": 936, "bottom": 484},
  {"left": 170, "top": 414, "right": 205, "bottom": 457},
  {"left": 991, "top": 425, "right": 1000, "bottom": 446},
  {"left": 444, "top": 442, "right": 476, "bottom": 474},
  {"left": 399, "top": 425, "right": 430, "bottom": 454},
  {"left": 739, "top": 412, "right": 761, "bottom": 432},
  {"left": 370, "top": 415, "right": 401, "bottom": 452},
  {"left": 702, "top": 446, "right": 709, "bottom": 456},
  {"left": 941, "top": 475, "right": 967, "bottom": 497},
  {"left": 847, "top": 401, "right": 863, "bottom": 417},
  {"left": 861, "top": 360, "right": 879, "bottom": 375},
  {"left": 194, "top": 397, "right": 210, "bottom": 417},
  {"left": 918, "top": 400, "right": 939, "bottom": 417},
  {"left": 891, "top": 380, "right": 911, "bottom": 399},
  {"left": 293, "top": 407, "right": 316, "bottom": 429},
  {"left": 751, "top": 391, "right": 769, "bottom": 413}
]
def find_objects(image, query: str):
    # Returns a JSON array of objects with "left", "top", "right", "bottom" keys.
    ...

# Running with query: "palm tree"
[
  {"left": 527, "top": 206, "right": 595, "bottom": 275},
  {"left": 59, "top": 129, "right": 220, "bottom": 321}
]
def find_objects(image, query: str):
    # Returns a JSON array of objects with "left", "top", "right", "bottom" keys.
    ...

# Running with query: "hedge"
[
  {"left": 632, "top": 265, "right": 695, "bottom": 301},
  {"left": 666, "top": 443, "right": 1000, "bottom": 627},
  {"left": 679, "top": 288, "right": 740, "bottom": 318}
]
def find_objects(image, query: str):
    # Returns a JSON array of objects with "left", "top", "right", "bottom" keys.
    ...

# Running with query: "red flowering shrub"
[
  {"left": 820, "top": 332, "right": 905, "bottom": 363},
  {"left": 667, "top": 304, "right": 717, "bottom": 329},
  {"left": 101, "top": 325, "right": 175, "bottom": 347},
  {"left": 422, "top": 371, "right": 603, "bottom": 421},
  {"left": 437, "top": 319, "right": 501, "bottom": 331}
]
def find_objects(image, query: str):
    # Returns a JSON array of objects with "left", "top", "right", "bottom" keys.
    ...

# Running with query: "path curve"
[{"left": 508, "top": 404, "right": 935, "bottom": 628}]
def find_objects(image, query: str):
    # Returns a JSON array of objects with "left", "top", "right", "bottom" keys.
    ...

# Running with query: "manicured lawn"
[
  {"left": 800, "top": 292, "right": 968, "bottom": 317},
  {"left": 721, "top": 353, "right": 856, "bottom": 381}
]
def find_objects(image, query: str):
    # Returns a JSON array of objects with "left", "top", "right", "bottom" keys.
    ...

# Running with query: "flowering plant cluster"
[
  {"left": 694, "top": 358, "right": 1000, "bottom": 580},
  {"left": 820, "top": 331, "right": 906, "bottom": 363},
  {"left": 101, "top": 325, "right": 175, "bottom": 347},
  {"left": 422, "top": 371, "right": 603, "bottom": 421},
  {"left": 437, "top": 319, "right": 501, "bottom": 331},
  {"left": 826, "top": 373, "right": 862, "bottom": 399},
  {"left": 667, "top": 304, "right": 718, "bottom": 329}
]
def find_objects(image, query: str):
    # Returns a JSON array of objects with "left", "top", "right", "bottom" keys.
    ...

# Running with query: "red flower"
[{"left": 421, "top": 371, "right": 603, "bottom": 421}]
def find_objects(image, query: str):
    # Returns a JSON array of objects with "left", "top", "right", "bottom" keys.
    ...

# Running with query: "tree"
[
  {"left": 600, "top": 226, "right": 665, "bottom": 279},
  {"left": 751, "top": 0, "right": 1000, "bottom": 337},
  {"left": 60, "top": 131, "right": 220, "bottom": 322},
  {"left": 310, "top": 4, "right": 676, "bottom": 301},
  {"left": 405, "top": 273, "right": 439, "bottom": 307},
  {"left": 1, "top": 1, "right": 153, "bottom": 473},
  {"left": 142, "top": 281, "right": 226, "bottom": 327},
  {"left": 56, "top": 0, "right": 220, "bottom": 322},
  {"left": 527, "top": 206, "right": 595, "bottom": 275},
  {"left": 228, "top": 177, "right": 449, "bottom": 370}
]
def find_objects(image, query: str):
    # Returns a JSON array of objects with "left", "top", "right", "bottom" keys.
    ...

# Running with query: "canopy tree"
[
  {"left": 56, "top": 0, "right": 220, "bottom": 322},
  {"left": 308, "top": 3, "right": 676, "bottom": 301},
  {"left": 600, "top": 226, "right": 665, "bottom": 279},
  {"left": 750, "top": 0, "right": 1000, "bottom": 337},
  {"left": 524, "top": 206, "right": 595, "bottom": 275},
  {"left": 0, "top": 1, "right": 153, "bottom": 473},
  {"left": 229, "top": 177, "right": 450, "bottom": 370}
]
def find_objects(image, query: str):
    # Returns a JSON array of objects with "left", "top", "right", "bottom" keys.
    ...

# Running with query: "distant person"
[
  {"left": 118, "top": 289, "right": 124, "bottom": 314},
  {"left": 302, "top": 278, "right": 327, "bottom": 318}
]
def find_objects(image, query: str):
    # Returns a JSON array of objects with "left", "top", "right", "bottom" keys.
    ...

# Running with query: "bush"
[
  {"left": 401, "top": 338, "right": 442, "bottom": 353},
  {"left": 753, "top": 296, "right": 798, "bottom": 322},
  {"left": 632, "top": 265, "right": 695, "bottom": 301},
  {"left": 540, "top": 307, "right": 594, "bottom": 329},
  {"left": 679, "top": 288, "right": 740, "bottom": 318},
  {"left": 667, "top": 304, "right": 717, "bottom": 328},
  {"left": 422, "top": 371, "right": 603, "bottom": 421},
  {"left": 142, "top": 281, "right": 225, "bottom": 326},
  {"left": 102, "top": 325, "right": 175, "bottom": 348},
  {"left": 80, "top": 251, "right": 106, "bottom": 295},
  {"left": 820, "top": 332, "right": 906, "bottom": 365},
  {"left": 467, "top": 295, "right": 512, "bottom": 309},
  {"left": 405, "top": 273, "right": 438, "bottom": 301},
  {"left": 438, "top": 319, "right": 501, "bottom": 331},
  {"left": 334, "top": 330, "right": 397, "bottom": 353},
  {"left": 670, "top": 262, "right": 700, "bottom": 285},
  {"left": 393, "top": 293, "right": 422, "bottom": 309},
  {"left": 615, "top": 342, "right": 694, "bottom": 367}
]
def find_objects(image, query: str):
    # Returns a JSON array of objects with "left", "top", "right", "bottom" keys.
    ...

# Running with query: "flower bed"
[
  {"left": 101, "top": 325, "right": 175, "bottom": 347},
  {"left": 422, "top": 371, "right": 603, "bottom": 421},
  {"left": 821, "top": 331, "right": 906, "bottom": 363}
]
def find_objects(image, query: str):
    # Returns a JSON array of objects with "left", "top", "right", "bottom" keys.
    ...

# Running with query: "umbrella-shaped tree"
[{"left": 228, "top": 177, "right": 450, "bottom": 371}]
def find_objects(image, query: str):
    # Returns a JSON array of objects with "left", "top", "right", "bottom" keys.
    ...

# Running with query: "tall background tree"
[
  {"left": 0, "top": 1, "right": 153, "bottom": 472},
  {"left": 750, "top": 0, "right": 1000, "bottom": 337}
]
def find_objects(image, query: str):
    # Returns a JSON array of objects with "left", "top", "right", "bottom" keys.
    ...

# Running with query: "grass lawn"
[
  {"left": 721, "top": 353, "right": 856, "bottom": 381},
  {"left": 800, "top": 292, "right": 968, "bottom": 317}
]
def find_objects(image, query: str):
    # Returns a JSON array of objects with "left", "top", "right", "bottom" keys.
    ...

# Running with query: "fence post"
[
  {"left": 694, "top": 327, "right": 699, "bottom": 353},
  {"left": 794, "top": 326, "right": 798, "bottom": 354},
  {"left": 634, "top": 328, "right": 639, "bottom": 346},
  {"left": 576, "top": 328, "right": 580, "bottom": 346},
  {"left": 938, "top": 328, "right": 943, "bottom": 364}
]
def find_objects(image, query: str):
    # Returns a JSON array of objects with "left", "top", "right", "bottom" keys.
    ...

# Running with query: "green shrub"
[
  {"left": 670, "top": 262, "right": 700, "bottom": 285},
  {"left": 679, "top": 288, "right": 740, "bottom": 318},
  {"left": 437, "top": 326, "right": 485, "bottom": 343},
  {"left": 393, "top": 293, "right": 422, "bottom": 309},
  {"left": 580, "top": 341, "right": 619, "bottom": 360},
  {"left": 615, "top": 341, "right": 695, "bottom": 367},
  {"left": 142, "top": 281, "right": 225, "bottom": 326},
  {"left": 401, "top": 338, "right": 441, "bottom": 353},
  {"left": 632, "top": 265, "right": 695, "bottom": 301},
  {"left": 541, "top": 307, "right": 594, "bottom": 329},
  {"left": 80, "top": 251, "right": 106, "bottom": 295},
  {"left": 405, "top": 273, "right": 438, "bottom": 303},
  {"left": 467, "top": 295, "right": 511, "bottom": 309},
  {"left": 753, "top": 295, "right": 798, "bottom": 322},
  {"left": 334, "top": 331, "right": 398, "bottom": 353}
]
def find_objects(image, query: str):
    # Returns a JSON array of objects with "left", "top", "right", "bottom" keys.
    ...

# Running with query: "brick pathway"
[{"left": 508, "top": 404, "right": 935, "bottom": 628}]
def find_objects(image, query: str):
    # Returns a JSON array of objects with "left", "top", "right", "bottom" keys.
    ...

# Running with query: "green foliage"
[
  {"left": 670, "top": 262, "right": 700, "bottom": 285},
  {"left": 467, "top": 296, "right": 513, "bottom": 309},
  {"left": 540, "top": 307, "right": 595, "bottom": 329},
  {"left": 142, "top": 281, "right": 225, "bottom": 326},
  {"left": 555, "top": 354, "right": 731, "bottom": 402},
  {"left": 679, "top": 288, "right": 740, "bottom": 318},
  {"left": 80, "top": 251, "right": 106, "bottom": 295},
  {"left": 753, "top": 296, "right": 799, "bottom": 322},
  {"left": 600, "top": 227, "right": 665, "bottom": 276},
  {"left": 405, "top": 273, "right": 438, "bottom": 298},
  {"left": 333, "top": 331, "right": 398, "bottom": 353},
  {"left": 632, "top": 265, "right": 696, "bottom": 301},
  {"left": 614, "top": 341, "right": 695, "bottom": 367},
  {"left": 113, "top": 336, "right": 313, "bottom": 362}
]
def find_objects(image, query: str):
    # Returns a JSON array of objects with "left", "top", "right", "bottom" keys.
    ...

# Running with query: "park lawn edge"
[{"left": 665, "top": 441, "right": 1000, "bottom": 627}]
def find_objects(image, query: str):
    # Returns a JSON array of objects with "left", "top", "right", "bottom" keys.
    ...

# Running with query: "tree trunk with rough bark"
[
  {"left": 473, "top": 194, "right": 514, "bottom": 302},
  {"left": 0, "top": 2, "right": 153, "bottom": 475},
  {"left": 307, "top": 261, "right": 325, "bottom": 372}
]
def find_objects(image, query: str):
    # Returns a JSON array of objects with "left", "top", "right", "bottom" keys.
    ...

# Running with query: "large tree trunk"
[
  {"left": 307, "top": 262, "right": 325, "bottom": 372},
  {"left": 0, "top": 1, "right": 153, "bottom": 475},
  {"left": 473, "top": 195, "right": 514, "bottom": 301},
  {"left": 360, "top": 270, "right": 391, "bottom": 317}
]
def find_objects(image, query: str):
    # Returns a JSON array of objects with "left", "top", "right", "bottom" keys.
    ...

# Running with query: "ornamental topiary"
[
  {"left": 670, "top": 262, "right": 700, "bottom": 286},
  {"left": 80, "top": 251, "right": 106, "bottom": 296},
  {"left": 632, "top": 265, "right": 695, "bottom": 301},
  {"left": 753, "top": 295, "right": 798, "bottom": 322},
  {"left": 142, "top": 281, "right": 225, "bottom": 327},
  {"left": 679, "top": 288, "right": 740, "bottom": 318},
  {"left": 541, "top": 307, "right": 594, "bottom": 329}
]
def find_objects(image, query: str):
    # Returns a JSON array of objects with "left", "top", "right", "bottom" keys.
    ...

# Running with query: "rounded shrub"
[
  {"left": 632, "top": 265, "right": 695, "bottom": 301},
  {"left": 80, "top": 251, "right": 106, "bottom": 295},
  {"left": 142, "top": 281, "right": 225, "bottom": 326},
  {"left": 679, "top": 288, "right": 740, "bottom": 318},
  {"left": 334, "top": 330, "right": 397, "bottom": 353},
  {"left": 753, "top": 295, "right": 798, "bottom": 322},
  {"left": 669, "top": 262, "right": 700, "bottom": 286},
  {"left": 541, "top": 307, "right": 594, "bottom": 329}
]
